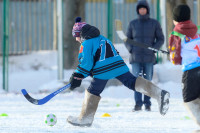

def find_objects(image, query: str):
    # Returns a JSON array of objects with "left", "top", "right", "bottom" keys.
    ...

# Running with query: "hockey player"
[
  {"left": 168, "top": 4, "right": 200, "bottom": 127},
  {"left": 67, "top": 17, "right": 170, "bottom": 127}
]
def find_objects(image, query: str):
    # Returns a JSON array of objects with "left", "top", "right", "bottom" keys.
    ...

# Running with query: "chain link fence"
[{"left": 1, "top": 0, "right": 198, "bottom": 54}]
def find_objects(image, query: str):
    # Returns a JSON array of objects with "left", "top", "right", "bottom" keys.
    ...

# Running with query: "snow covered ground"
[{"left": 0, "top": 44, "right": 199, "bottom": 133}]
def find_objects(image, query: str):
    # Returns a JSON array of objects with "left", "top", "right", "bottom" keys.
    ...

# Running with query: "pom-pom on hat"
[
  {"left": 173, "top": 4, "right": 190, "bottom": 22},
  {"left": 72, "top": 17, "right": 87, "bottom": 37}
]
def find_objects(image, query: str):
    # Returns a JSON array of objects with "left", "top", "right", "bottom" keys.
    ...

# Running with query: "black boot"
[
  {"left": 132, "top": 105, "right": 142, "bottom": 112},
  {"left": 145, "top": 106, "right": 151, "bottom": 111}
]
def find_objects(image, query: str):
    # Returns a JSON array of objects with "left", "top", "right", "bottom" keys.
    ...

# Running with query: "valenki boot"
[
  {"left": 67, "top": 90, "right": 101, "bottom": 127},
  {"left": 135, "top": 77, "right": 170, "bottom": 115},
  {"left": 184, "top": 98, "right": 200, "bottom": 126}
]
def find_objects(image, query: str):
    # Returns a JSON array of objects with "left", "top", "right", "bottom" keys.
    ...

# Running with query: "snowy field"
[{"left": 0, "top": 44, "right": 200, "bottom": 133}]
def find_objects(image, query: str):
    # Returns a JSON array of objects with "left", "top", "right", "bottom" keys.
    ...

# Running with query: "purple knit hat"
[{"left": 72, "top": 17, "right": 87, "bottom": 37}]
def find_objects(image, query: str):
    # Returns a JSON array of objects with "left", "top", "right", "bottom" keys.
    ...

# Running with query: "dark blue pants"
[
  {"left": 131, "top": 63, "right": 153, "bottom": 107},
  {"left": 87, "top": 72, "right": 136, "bottom": 96}
]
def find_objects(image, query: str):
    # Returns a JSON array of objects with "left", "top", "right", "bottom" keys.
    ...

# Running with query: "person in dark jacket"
[
  {"left": 125, "top": 0, "right": 164, "bottom": 112},
  {"left": 67, "top": 17, "right": 169, "bottom": 127}
]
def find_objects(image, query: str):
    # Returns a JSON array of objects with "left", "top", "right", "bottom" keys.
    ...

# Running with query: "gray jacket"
[{"left": 125, "top": 0, "right": 164, "bottom": 64}]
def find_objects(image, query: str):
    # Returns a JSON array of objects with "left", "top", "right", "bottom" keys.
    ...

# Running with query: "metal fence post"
[
  {"left": 198, "top": 0, "right": 200, "bottom": 26},
  {"left": 156, "top": 0, "right": 161, "bottom": 63},
  {"left": 57, "top": 0, "right": 63, "bottom": 80},
  {"left": 3, "top": 0, "right": 9, "bottom": 92},
  {"left": 107, "top": 0, "right": 113, "bottom": 41},
  {"left": 159, "top": 0, "right": 168, "bottom": 63}
]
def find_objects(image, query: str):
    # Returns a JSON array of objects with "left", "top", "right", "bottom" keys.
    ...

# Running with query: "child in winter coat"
[
  {"left": 168, "top": 4, "right": 200, "bottom": 127},
  {"left": 67, "top": 17, "right": 170, "bottom": 127}
]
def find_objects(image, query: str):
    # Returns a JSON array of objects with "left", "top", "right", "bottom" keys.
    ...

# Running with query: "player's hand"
[{"left": 69, "top": 73, "right": 84, "bottom": 90}]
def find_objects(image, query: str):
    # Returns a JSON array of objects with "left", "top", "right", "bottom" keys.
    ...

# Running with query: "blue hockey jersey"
[{"left": 75, "top": 35, "right": 129, "bottom": 79}]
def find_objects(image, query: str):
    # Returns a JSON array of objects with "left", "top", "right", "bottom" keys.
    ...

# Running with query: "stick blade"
[
  {"left": 115, "top": 19, "right": 127, "bottom": 41},
  {"left": 115, "top": 19, "right": 122, "bottom": 31},
  {"left": 21, "top": 89, "right": 39, "bottom": 105},
  {"left": 21, "top": 84, "right": 71, "bottom": 105}
]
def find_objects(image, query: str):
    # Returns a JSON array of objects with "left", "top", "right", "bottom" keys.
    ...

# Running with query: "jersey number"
[
  {"left": 99, "top": 40, "right": 119, "bottom": 61},
  {"left": 194, "top": 44, "right": 200, "bottom": 57}
]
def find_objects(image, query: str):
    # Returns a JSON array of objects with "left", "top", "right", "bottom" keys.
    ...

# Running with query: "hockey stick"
[
  {"left": 21, "top": 83, "right": 71, "bottom": 105},
  {"left": 115, "top": 19, "right": 169, "bottom": 54}
]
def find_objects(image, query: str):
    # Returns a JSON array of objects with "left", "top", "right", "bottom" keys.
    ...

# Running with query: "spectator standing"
[{"left": 125, "top": 0, "right": 164, "bottom": 112}]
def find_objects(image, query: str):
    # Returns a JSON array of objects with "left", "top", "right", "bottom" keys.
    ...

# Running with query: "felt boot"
[
  {"left": 135, "top": 77, "right": 170, "bottom": 115},
  {"left": 67, "top": 90, "right": 101, "bottom": 127}
]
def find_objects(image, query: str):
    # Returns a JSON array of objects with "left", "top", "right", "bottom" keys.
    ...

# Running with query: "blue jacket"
[
  {"left": 75, "top": 25, "right": 129, "bottom": 79},
  {"left": 125, "top": 0, "right": 164, "bottom": 63}
]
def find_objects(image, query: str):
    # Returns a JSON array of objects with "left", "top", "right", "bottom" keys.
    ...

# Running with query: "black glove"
[{"left": 69, "top": 73, "right": 84, "bottom": 90}]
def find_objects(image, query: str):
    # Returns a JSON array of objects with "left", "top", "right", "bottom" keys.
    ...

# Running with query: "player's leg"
[
  {"left": 135, "top": 76, "right": 170, "bottom": 115},
  {"left": 116, "top": 71, "right": 170, "bottom": 115},
  {"left": 184, "top": 98, "right": 200, "bottom": 126},
  {"left": 67, "top": 78, "right": 108, "bottom": 127},
  {"left": 182, "top": 67, "right": 200, "bottom": 126}
]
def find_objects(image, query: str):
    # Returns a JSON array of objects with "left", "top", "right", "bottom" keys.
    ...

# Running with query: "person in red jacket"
[{"left": 168, "top": 4, "right": 200, "bottom": 127}]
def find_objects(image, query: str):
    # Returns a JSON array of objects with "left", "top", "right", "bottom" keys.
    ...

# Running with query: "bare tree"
[{"left": 63, "top": 0, "right": 86, "bottom": 69}]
